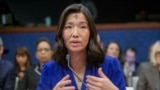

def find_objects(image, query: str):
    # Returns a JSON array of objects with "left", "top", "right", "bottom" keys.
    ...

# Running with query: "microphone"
[{"left": 66, "top": 54, "right": 89, "bottom": 90}]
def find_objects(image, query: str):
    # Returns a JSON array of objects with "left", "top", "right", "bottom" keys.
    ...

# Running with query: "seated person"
[
  {"left": 123, "top": 47, "right": 139, "bottom": 87},
  {"left": 37, "top": 4, "right": 126, "bottom": 90},
  {"left": 0, "top": 37, "right": 16, "bottom": 90},
  {"left": 137, "top": 41, "right": 160, "bottom": 90},
  {"left": 14, "top": 46, "right": 32, "bottom": 90},
  {"left": 105, "top": 41, "right": 124, "bottom": 66},
  {"left": 18, "top": 37, "right": 53, "bottom": 90}
]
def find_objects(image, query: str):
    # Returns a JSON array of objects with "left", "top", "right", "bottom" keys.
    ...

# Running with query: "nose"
[
  {"left": 72, "top": 27, "right": 79, "bottom": 38},
  {"left": 41, "top": 49, "right": 46, "bottom": 54}
]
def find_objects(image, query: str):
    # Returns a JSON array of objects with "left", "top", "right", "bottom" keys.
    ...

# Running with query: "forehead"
[
  {"left": 65, "top": 12, "right": 87, "bottom": 23},
  {"left": 108, "top": 43, "right": 119, "bottom": 47},
  {"left": 156, "top": 46, "right": 160, "bottom": 51},
  {"left": 37, "top": 42, "right": 50, "bottom": 48},
  {"left": 126, "top": 50, "right": 136, "bottom": 55}
]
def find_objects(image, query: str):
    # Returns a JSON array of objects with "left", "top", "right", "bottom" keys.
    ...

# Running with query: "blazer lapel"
[{"left": 151, "top": 65, "right": 160, "bottom": 90}]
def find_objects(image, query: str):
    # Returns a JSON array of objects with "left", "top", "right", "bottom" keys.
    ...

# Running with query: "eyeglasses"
[
  {"left": 37, "top": 48, "right": 51, "bottom": 52},
  {"left": 155, "top": 51, "right": 160, "bottom": 57}
]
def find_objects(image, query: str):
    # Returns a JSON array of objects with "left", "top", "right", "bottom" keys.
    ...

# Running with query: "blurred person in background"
[
  {"left": 18, "top": 37, "right": 53, "bottom": 90},
  {"left": 14, "top": 46, "right": 32, "bottom": 90},
  {"left": 0, "top": 37, "right": 16, "bottom": 90},
  {"left": 123, "top": 47, "right": 139, "bottom": 87},
  {"left": 137, "top": 41, "right": 160, "bottom": 90},
  {"left": 105, "top": 41, "right": 124, "bottom": 67}
]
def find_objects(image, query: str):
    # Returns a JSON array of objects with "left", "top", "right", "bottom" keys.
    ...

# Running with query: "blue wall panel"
[
  {"left": 1, "top": 32, "right": 55, "bottom": 64},
  {"left": 1, "top": 29, "right": 160, "bottom": 65}
]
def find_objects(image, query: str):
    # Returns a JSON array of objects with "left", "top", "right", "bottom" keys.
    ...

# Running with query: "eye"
[
  {"left": 65, "top": 25, "right": 72, "bottom": 29},
  {"left": 80, "top": 25, "right": 87, "bottom": 29}
]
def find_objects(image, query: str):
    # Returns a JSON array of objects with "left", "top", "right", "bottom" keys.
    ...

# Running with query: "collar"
[{"left": 34, "top": 65, "right": 41, "bottom": 76}]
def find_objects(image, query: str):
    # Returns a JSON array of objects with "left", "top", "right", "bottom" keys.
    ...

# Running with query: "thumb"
[{"left": 98, "top": 68, "right": 106, "bottom": 78}]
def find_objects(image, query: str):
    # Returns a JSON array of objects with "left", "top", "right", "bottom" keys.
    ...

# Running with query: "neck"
[
  {"left": 39, "top": 62, "right": 44, "bottom": 70},
  {"left": 69, "top": 51, "right": 87, "bottom": 74},
  {"left": 19, "top": 66, "right": 26, "bottom": 71}
]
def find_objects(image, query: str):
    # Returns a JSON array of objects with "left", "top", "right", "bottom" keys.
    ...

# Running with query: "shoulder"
[
  {"left": 38, "top": 60, "right": 61, "bottom": 89},
  {"left": 139, "top": 62, "right": 154, "bottom": 72},
  {"left": 101, "top": 56, "right": 123, "bottom": 77},
  {"left": 101, "top": 56, "right": 126, "bottom": 89},
  {"left": 0, "top": 60, "right": 14, "bottom": 69},
  {"left": 102, "top": 56, "right": 121, "bottom": 68},
  {"left": 41, "top": 60, "right": 61, "bottom": 74},
  {"left": 42, "top": 60, "right": 58, "bottom": 69}
]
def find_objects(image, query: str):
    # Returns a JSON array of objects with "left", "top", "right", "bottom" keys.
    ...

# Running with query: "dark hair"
[
  {"left": 105, "top": 41, "right": 124, "bottom": 65},
  {"left": 125, "top": 47, "right": 137, "bottom": 55},
  {"left": 14, "top": 46, "right": 32, "bottom": 72},
  {"left": 36, "top": 37, "right": 53, "bottom": 50},
  {"left": 53, "top": 4, "right": 104, "bottom": 67}
]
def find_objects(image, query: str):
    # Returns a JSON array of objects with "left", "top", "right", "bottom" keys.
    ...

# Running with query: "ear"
[
  {"left": 35, "top": 51, "right": 39, "bottom": 60},
  {"left": 0, "top": 46, "right": 4, "bottom": 56}
]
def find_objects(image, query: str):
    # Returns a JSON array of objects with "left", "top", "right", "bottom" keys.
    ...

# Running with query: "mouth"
[{"left": 70, "top": 40, "right": 80, "bottom": 46}]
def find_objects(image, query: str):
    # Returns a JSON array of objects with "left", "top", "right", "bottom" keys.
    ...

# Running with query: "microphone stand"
[{"left": 66, "top": 54, "right": 89, "bottom": 90}]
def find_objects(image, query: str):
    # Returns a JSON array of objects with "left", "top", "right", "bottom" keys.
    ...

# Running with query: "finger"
[
  {"left": 86, "top": 75, "right": 102, "bottom": 82},
  {"left": 60, "top": 75, "right": 70, "bottom": 81},
  {"left": 86, "top": 79, "right": 102, "bottom": 88},
  {"left": 86, "top": 83, "right": 101, "bottom": 90},
  {"left": 98, "top": 68, "right": 106, "bottom": 78},
  {"left": 61, "top": 86, "right": 75, "bottom": 90},
  {"left": 57, "top": 80, "right": 72, "bottom": 87}
]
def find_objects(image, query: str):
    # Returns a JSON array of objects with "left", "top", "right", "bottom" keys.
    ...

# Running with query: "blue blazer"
[
  {"left": 0, "top": 60, "right": 16, "bottom": 90},
  {"left": 37, "top": 56, "right": 126, "bottom": 90}
]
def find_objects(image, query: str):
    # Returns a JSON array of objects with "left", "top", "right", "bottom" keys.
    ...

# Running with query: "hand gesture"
[
  {"left": 86, "top": 68, "right": 119, "bottom": 90},
  {"left": 53, "top": 75, "right": 75, "bottom": 90}
]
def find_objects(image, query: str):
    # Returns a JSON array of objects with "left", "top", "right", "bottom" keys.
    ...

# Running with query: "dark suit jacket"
[
  {"left": 18, "top": 65, "right": 41, "bottom": 90},
  {"left": 0, "top": 60, "right": 16, "bottom": 90},
  {"left": 137, "top": 62, "right": 160, "bottom": 90}
]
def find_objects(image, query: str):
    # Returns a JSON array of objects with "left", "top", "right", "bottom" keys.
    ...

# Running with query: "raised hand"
[
  {"left": 86, "top": 68, "right": 119, "bottom": 90},
  {"left": 53, "top": 75, "right": 75, "bottom": 90}
]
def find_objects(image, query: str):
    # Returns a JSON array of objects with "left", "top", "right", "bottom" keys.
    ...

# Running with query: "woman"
[
  {"left": 37, "top": 4, "right": 126, "bottom": 90},
  {"left": 105, "top": 41, "right": 124, "bottom": 66},
  {"left": 18, "top": 37, "right": 53, "bottom": 90},
  {"left": 14, "top": 46, "right": 32, "bottom": 80},
  {"left": 14, "top": 46, "right": 32, "bottom": 90},
  {"left": 137, "top": 41, "right": 160, "bottom": 90},
  {"left": 105, "top": 41, "right": 122, "bottom": 59}
]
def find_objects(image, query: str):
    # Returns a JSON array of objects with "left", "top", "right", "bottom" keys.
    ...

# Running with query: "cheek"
[
  {"left": 82, "top": 31, "right": 90, "bottom": 43},
  {"left": 62, "top": 32, "right": 69, "bottom": 44},
  {"left": 116, "top": 50, "right": 120, "bottom": 55},
  {"left": 36, "top": 53, "right": 40, "bottom": 59},
  {"left": 47, "top": 52, "right": 52, "bottom": 58},
  {"left": 108, "top": 48, "right": 113, "bottom": 53},
  {"left": 156, "top": 57, "right": 160, "bottom": 62}
]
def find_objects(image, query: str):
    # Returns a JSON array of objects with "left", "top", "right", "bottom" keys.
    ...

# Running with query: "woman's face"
[
  {"left": 62, "top": 12, "right": 90, "bottom": 53},
  {"left": 36, "top": 41, "right": 53, "bottom": 63},
  {"left": 106, "top": 43, "right": 120, "bottom": 58},
  {"left": 16, "top": 55, "right": 28, "bottom": 66},
  {"left": 155, "top": 47, "right": 160, "bottom": 65}
]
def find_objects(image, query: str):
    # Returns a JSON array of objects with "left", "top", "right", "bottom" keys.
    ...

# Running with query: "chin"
[{"left": 68, "top": 47, "right": 85, "bottom": 53}]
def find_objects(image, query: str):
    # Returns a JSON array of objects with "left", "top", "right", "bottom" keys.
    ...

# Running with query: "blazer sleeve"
[
  {"left": 3, "top": 64, "right": 16, "bottom": 90},
  {"left": 102, "top": 57, "right": 126, "bottom": 90},
  {"left": 136, "top": 69, "right": 147, "bottom": 90}
]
